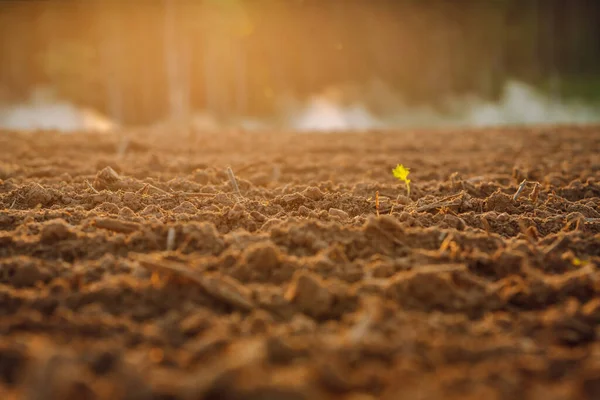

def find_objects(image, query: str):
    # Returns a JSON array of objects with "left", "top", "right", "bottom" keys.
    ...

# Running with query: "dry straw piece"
[
  {"left": 529, "top": 182, "right": 540, "bottom": 203},
  {"left": 166, "top": 227, "right": 176, "bottom": 251},
  {"left": 227, "top": 166, "right": 242, "bottom": 199},
  {"left": 512, "top": 179, "right": 528, "bottom": 201}
]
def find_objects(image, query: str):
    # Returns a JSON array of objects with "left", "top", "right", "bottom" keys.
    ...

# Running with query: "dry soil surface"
[{"left": 0, "top": 126, "right": 600, "bottom": 400}]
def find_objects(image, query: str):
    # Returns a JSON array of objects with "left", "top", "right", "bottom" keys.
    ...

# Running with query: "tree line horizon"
[{"left": 0, "top": 0, "right": 599, "bottom": 125}]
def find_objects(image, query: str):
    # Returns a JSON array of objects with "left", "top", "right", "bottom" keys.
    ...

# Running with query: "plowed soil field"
[{"left": 1, "top": 126, "right": 600, "bottom": 400}]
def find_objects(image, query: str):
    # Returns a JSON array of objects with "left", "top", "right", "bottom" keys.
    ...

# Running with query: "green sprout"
[{"left": 392, "top": 164, "right": 411, "bottom": 197}]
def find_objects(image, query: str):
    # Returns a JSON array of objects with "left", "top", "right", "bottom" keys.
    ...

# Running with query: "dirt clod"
[
  {"left": 93, "top": 166, "right": 120, "bottom": 190},
  {"left": 286, "top": 271, "right": 333, "bottom": 319}
]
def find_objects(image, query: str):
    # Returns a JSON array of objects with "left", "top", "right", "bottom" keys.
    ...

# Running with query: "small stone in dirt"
[
  {"left": 172, "top": 201, "right": 198, "bottom": 215},
  {"left": 297, "top": 205, "right": 312, "bottom": 216},
  {"left": 497, "top": 212, "right": 510, "bottom": 223},
  {"left": 23, "top": 183, "right": 53, "bottom": 208},
  {"left": 303, "top": 186, "right": 324, "bottom": 201},
  {"left": 119, "top": 207, "right": 137, "bottom": 220},
  {"left": 485, "top": 190, "right": 515, "bottom": 213},
  {"left": 329, "top": 208, "right": 349, "bottom": 220},
  {"left": 40, "top": 219, "right": 75, "bottom": 243},
  {"left": 285, "top": 271, "right": 333, "bottom": 319},
  {"left": 442, "top": 214, "right": 465, "bottom": 230},
  {"left": 242, "top": 242, "right": 281, "bottom": 272},
  {"left": 122, "top": 191, "right": 140, "bottom": 210},
  {"left": 215, "top": 193, "right": 234, "bottom": 206},
  {"left": 227, "top": 202, "right": 246, "bottom": 220},
  {"left": 94, "top": 166, "right": 120, "bottom": 190},
  {"left": 395, "top": 194, "right": 411, "bottom": 205},
  {"left": 94, "top": 202, "right": 120, "bottom": 215},
  {"left": 234, "top": 244, "right": 278, "bottom": 282},
  {"left": 250, "top": 211, "right": 267, "bottom": 222},
  {"left": 139, "top": 204, "right": 164, "bottom": 219},
  {"left": 280, "top": 192, "right": 307, "bottom": 206}
]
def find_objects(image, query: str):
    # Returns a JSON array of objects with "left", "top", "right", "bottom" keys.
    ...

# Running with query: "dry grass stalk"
[
  {"left": 85, "top": 180, "right": 99, "bottom": 194},
  {"left": 227, "top": 166, "right": 242, "bottom": 198},
  {"left": 166, "top": 227, "right": 176, "bottom": 251},
  {"left": 146, "top": 184, "right": 169, "bottom": 195},
  {"left": 439, "top": 233, "right": 455, "bottom": 253},
  {"left": 512, "top": 179, "right": 528, "bottom": 201},
  {"left": 136, "top": 183, "right": 150, "bottom": 195},
  {"left": 529, "top": 182, "right": 540, "bottom": 203},
  {"left": 375, "top": 191, "right": 380, "bottom": 217}
]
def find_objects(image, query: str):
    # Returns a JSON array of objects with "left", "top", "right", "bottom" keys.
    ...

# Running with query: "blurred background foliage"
[{"left": 0, "top": 0, "right": 599, "bottom": 125}]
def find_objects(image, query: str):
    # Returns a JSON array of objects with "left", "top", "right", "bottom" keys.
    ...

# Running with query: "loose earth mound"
[{"left": 0, "top": 126, "right": 599, "bottom": 399}]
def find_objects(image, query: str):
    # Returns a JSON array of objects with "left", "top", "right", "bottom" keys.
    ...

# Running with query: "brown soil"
[{"left": 0, "top": 126, "right": 600, "bottom": 400}]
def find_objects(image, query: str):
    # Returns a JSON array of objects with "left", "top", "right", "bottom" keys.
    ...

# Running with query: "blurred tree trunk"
[
  {"left": 163, "top": 0, "right": 189, "bottom": 122},
  {"left": 546, "top": 1, "right": 561, "bottom": 102},
  {"left": 3, "top": 3, "right": 33, "bottom": 101},
  {"left": 234, "top": 36, "right": 247, "bottom": 116},
  {"left": 98, "top": 3, "right": 123, "bottom": 123}
]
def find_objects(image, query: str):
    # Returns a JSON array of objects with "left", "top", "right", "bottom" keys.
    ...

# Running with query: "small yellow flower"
[
  {"left": 392, "top": 164, "right": 411, "bottom": 197},
  {"left": 572, "top": 257, "right": 587, "bottom": 267}
]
